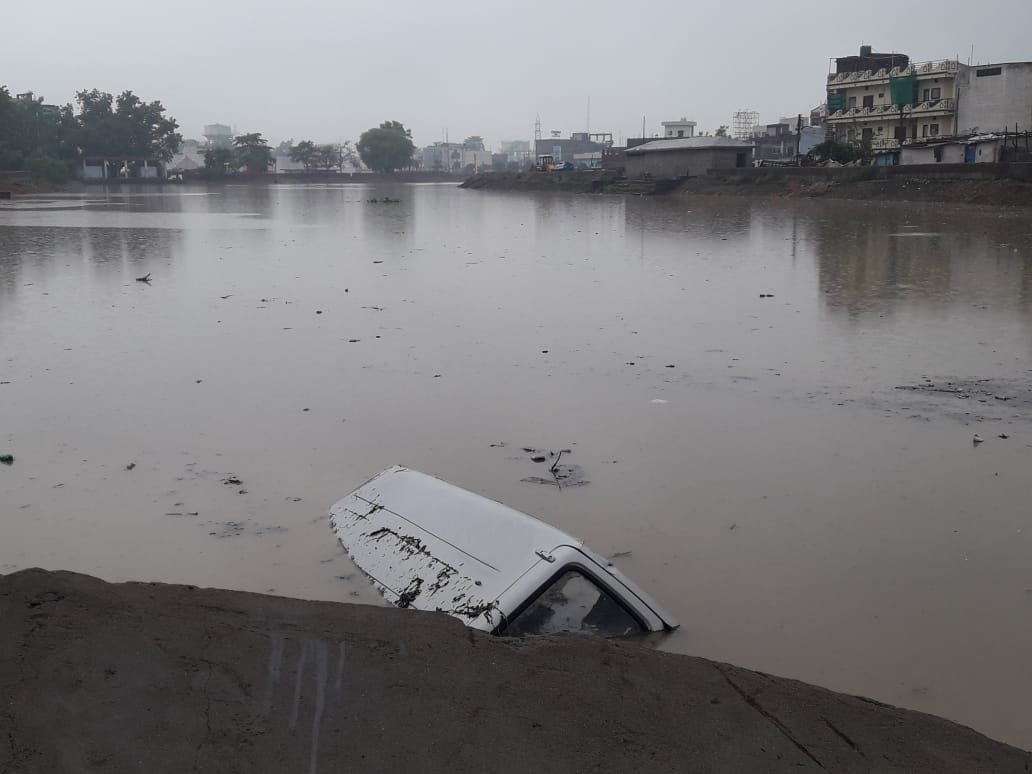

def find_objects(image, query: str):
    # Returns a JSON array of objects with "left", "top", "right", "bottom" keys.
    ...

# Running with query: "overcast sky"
[{"left": 4, "top": 0, "right": 1031, "bottom": 149}]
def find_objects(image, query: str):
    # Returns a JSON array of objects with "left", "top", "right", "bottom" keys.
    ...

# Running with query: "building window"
[
  {"left": 934, "top": 146, "right": 944, "bottom": 162},
  {"left": 677, "top": 130, "right": 684, "bottom": 137},
  {"left": 976, "top": 67, "right": 1002, "bottom": 77},
  {"left": 877, "top": 126, "right": 884, "bottom": 133},
  {"left": 847, "top": 129, "right": 856, "bottom": 142},
  {"left": 862, "top": 95, "right": 874, "bottom": 109},
  {"left": 930, "top": 124, "right": 939, "bottom": 136},
  {"left": 847, "top": 96, "right": 857, "bottom": 109},
  {"left": 878, "top": 92, "right": 885, "bottom": 98},
  {"left": 922, "top": 88, "right": 930, "bottom": 101},
  {"left": 931, "top": 87, "right": 941, "bottom": 100},
  {"left": 922, "top": 124, "right": 928, "bottom": 137},
  {"left": 862, "top": 128, "right": 874, "bottom": 141}
]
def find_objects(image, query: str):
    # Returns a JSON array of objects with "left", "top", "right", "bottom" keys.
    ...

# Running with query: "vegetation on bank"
[
  {"left": 0, "top": 86, "right": 181, "bottom": 183},
  {"left": 1, "top": 82, "right": 423, "bottom": 184},
  {"left": 356, "top": 121, "right": 416, "bottom": 174}
]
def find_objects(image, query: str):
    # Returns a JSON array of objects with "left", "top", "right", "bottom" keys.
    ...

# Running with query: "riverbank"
[
  {"left": 1, "top": 569, "right": 1028, "bottom": 773},
  {"left": 680, "top": 168, "right": 1032, "bottom": 206},
  {"left": 461, "top": 165, "right": 1032, "bottom": 206}
]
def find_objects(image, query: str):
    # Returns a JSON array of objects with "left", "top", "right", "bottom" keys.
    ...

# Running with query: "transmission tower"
[{"left": 732, "top": 110, "right": 760, "bottom": 140}]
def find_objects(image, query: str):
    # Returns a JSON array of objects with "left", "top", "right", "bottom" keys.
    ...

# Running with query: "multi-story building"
[
  {"left": 826, "top": 46, "right": 1032, "bottom": 154},
  {"left": 826, "top": 46, "right": 958, "bottom": 150}
]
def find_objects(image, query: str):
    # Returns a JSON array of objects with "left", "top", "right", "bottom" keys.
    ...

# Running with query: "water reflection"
[
  {"left": 814, "top": 204, "right": 1032, "bottom": 318},
  {"left": 2, "top": 185, "right": 1032, "bottom": 749}
]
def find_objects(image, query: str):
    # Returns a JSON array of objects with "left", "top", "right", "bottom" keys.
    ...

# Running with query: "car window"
[{"left": 502, "top": 569, "right": 644, "bottom": 637}]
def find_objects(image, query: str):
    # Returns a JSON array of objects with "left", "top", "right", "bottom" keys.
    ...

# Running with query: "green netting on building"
[
  {"left": 890, "top": 74, "right": 917, "bottom": 106},
  {"left": 828, "top": 93, "right": 846, "bottom": 112}
]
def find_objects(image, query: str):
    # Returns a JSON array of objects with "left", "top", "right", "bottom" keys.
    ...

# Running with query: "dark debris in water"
[
  {"left": 522, "top": 464, "right": 589, "bottom": 489},
  {"left": 893, "top": 377, "right": 1032, "bottom": 421},
  {"left": 206, "top": 520, "right": 287, "bottom": 538}
]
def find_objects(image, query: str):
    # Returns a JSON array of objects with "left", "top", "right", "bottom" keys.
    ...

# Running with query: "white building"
[
  {"left": 955, "top": 62, "right": 1032, "bottom": 134},
  {"left": 661, "top": 118, "right": 697, "bottom": 139}
]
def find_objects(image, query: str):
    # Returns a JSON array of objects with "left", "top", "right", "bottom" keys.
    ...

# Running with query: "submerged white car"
[{"left": 329, "top": 466, "right": 678, "bottom": 637}]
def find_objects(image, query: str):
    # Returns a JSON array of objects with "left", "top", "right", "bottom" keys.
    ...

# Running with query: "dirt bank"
[
  {"left": 0, "top": 179, "right": 66, "bottom": 195},
  {"left": 1, "top": 569, "right": 1028, "bottom": 773},
  {"left": 677, "top": 174, "right": 1032, "bottom": 206}
]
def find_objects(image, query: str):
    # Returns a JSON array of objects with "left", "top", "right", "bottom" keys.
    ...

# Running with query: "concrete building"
[
  {"left": 203, "top": 124, "right": 233, "bottom": 149},
  {"left": 955, "top": 62, "right": 1032, "bottom": 134},
  {"left": 623, "top": 136, "right": 753, "bottom": 180},
  {"left": 534, "top": 132, "right": 612, "bottom": 164},
  {"left": 900, "top": 135, "right": 1004, "bottom": 165},
  {"left": 826, "top": 46, "right": 958, "bottom": 150},
  {"left": 421, "top": 142, "right": 464, "bottom": 172},
  {"left": 80, "top": 157, "right": 164, "bottom": 180},
  {"left": 753, "top": 122, "right": 795, "bottom": 160},
  {"left": 826, "top": 46, "right": 1032, "bottom": 154},
  {"left": 499, "top": 140, "right": 531, "bottom": 165},
  {"left": 661, "top": 118, "right": 697, "bottom": 138}
]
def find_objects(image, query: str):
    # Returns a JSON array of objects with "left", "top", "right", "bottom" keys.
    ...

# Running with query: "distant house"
[
  {"left": 80, "top": 157, "right": 165, "bottom": 180},
  {"left": 534, "top": 132, "right": 612, "bottom": 164},
  {"left": 661, "top": 118, "right": 697, "bottom": 139},
  {"left": 622, "top": 136, "right": 753, "bottom": 180}
]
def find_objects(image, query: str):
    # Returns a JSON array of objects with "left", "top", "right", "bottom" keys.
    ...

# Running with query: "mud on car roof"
[{"left": 329, "top": 466, "right": 678, "bottom": 637}]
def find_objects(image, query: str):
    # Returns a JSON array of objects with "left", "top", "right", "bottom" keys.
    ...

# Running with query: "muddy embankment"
[
  {"left": 461, "top": 170, "right": 677, "bottom": 195},
  {"left": 683, "top": 165, "right": 1032, "bottom": 206},
  {"left": 463, "top": 165, "right": 1032, "bottom": 206},
  {"left": 1, "top": 569, "right": 1029, "bottom": 773}
]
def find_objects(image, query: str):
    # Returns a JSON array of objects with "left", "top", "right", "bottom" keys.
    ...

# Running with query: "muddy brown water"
[{"left": 2, "top": 183, "right": 1032, "bottom": 748}]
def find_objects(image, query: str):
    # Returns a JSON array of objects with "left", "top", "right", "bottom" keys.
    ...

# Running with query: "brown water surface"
[{"left": 2, "top": 184, "right": 1031, "bottom": 747}]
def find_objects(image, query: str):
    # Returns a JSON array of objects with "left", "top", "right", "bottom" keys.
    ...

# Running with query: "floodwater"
[{"left": 2, "top": 183, "right": 1032, "bottom": 748}]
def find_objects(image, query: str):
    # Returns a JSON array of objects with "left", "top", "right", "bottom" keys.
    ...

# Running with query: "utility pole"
[{"left": 796, "top": 113, "right": 803, "bottom": 157}]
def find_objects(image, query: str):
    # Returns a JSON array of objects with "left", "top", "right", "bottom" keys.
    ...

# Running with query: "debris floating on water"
[
  {"left": 972, "top": 434, "right": 985, "bottom": 446},
  {"left": 0, "top": 454, "right": 14, "bottom": 466}
]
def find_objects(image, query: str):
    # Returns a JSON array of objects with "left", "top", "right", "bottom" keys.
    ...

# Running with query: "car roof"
[{"left": 329, "top": 466, "right": 581, "bottom": 627}]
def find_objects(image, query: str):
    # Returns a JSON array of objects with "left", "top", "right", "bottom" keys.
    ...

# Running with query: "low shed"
[
  {"left": 900, "top": 136, "right": 1003, "bottom": 165},
  {"left": 623, "top": 137, "right": 754, "bottom": 180}
]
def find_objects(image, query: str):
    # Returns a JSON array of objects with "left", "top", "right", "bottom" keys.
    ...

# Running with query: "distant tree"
[
  {"left": 313, "top": 144, "right": 339, "bottom": 170},
  {"left": 290, "top": 139, "right": 318, "bottom": 169},
  {"left": 233, "top": 132, "right": 274, "bottom": 174},
  {"left": 335, "top": 141, "right": 358, "bottom": 170},
  {"left": 462, "top": 135, "right": 484, "bottom": 151},
  {"left": 274, "top": 139, "right": 294, "bottom": 157},
  {"left": 0, "top": 87, "right": 76, "bottom": 173},
  {"left": 356, "top": 121, "right": 415, "bottom": 173},
  {"left": 203, "top": 146, "right": 236, "bottom": 178},
  {"left": 715, "top": 125, "right": 729, "bottom": 137},
  {"left": 72, "top": 89, "right": 181, "bottom": 162}
]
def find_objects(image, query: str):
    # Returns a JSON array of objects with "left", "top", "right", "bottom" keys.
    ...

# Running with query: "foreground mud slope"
[{"left": 1, "top": 569, "right": 1029, "bottom": 773}]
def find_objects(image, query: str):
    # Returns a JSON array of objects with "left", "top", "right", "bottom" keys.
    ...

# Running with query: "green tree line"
[
  {"left": 2, "top": 83, "right": 421, "bottom": 182},
  {"left": 0, "top": 86, "right": 181, "bottom": 182}
]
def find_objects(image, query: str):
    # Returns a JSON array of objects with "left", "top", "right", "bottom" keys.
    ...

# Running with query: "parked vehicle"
[{"left": 329, "top": 466, "right": 678, "bottom": 637}]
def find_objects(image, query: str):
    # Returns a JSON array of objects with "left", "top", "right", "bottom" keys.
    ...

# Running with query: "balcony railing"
[
  {"left": 827, "top": 59, "right": 959, "bottom": 85},
  {"left": 827, "top": 98, "right": 955, "bottom": 121}
]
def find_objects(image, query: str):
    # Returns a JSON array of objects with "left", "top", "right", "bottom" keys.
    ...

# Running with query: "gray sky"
[{"left": 4, "top": 0, "right": 1030, "bottom": 149}]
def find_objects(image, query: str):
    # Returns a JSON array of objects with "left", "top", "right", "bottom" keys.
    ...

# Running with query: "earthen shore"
[{"left": 1, "top": 569, "right": 1029, "bottom": 773}]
